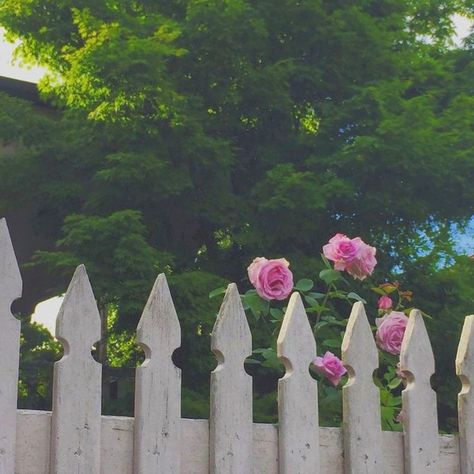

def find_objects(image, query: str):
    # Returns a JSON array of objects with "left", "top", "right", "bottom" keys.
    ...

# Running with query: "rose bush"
[{"left": 211, "top": 232, "right": 426, "bottom": 429}]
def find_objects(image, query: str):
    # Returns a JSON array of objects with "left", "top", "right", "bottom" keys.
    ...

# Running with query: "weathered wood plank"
[
  {"left": 0, "top": 218, "right": 22, "bottom": 474},
  {"left": 50, "top": 265, "right": 102, "bottom": 474},
  {"left": 277, "top": 292, "right": 319, "bottom": 474},
  {"left": 210, "top": 283, "right": 253, "bottom": 474},
  {"left": 15, "top": 411, "right": 462, "bottom": 474},
  {"left": 341, "top": 302, "right": 383, "bottom": 473},
  {"left": 134, "top": 273, "right": 181, "bottom": 473},
  {"left": 456, "top": 314, "right": 474, "bottom": 474},
  {"left": 399, "top": 309, "right": 439, "bottom": 473}
]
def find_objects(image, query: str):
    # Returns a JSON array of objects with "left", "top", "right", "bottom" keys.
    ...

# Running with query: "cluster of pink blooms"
[
  {"left": 247, "top": 257, "right": 294, "bottom": 301},
  {"left": 323, "top": 233, "right": 377, "bottom": 280},
  {"left": 246, "top": 233, "right": 409, "bottom": 387}
]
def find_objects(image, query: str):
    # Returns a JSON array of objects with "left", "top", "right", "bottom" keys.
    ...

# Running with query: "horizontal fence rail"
[{"left": 1, "top": 217, "right": 473, "bottom": 474}]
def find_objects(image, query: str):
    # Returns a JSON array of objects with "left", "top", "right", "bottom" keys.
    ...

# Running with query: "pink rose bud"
[
  {"left": 247, "top": 257, "right": 293, "bottom": 301},
  {"left": 378, "top": 295, "right": 393, "bottom": 310},
  {"left": 323, "top": 233, "right": 377, "bottom": 280},
  {"left": 312, "top": 351, "right": 347, "bottom": 386},
  {"left": 375, "top": 311, "right": 409, "bottom": 355}
]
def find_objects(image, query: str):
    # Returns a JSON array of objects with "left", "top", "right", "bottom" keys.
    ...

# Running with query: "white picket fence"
[{"left": 1, "top": 216, "right": 473, "bottom": 474}]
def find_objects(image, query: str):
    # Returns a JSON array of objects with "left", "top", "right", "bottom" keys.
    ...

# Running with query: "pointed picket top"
[
  {"left": 400, "top": 309, "right": 438, "bottom": 473},
  {"left": 210, "top": 283, "right": 253, "bottom": 474},
  {"left": 0, "top": 218, "right": 22, "bottom": 307},
  {"left": 136, "top": 273, "right": 181, "bottom": 358},
  {"left": 277, "top": 292, "right": 316, "bottom": 372},
  {"left": 51, "top": 265, "right": 102, "bottom": 474},
  {"left": 400, "top": 309, "right": 435, "bottom": 379},
  {"left": 456, "top": 314, "right": 474, "bottom": 474},
  {"left": 277, "top": 292, "right": 319, "bottom": 474},
  {"left": 342, "top": 302, "right": 378, "bottom": 376},
  {"left": 134, "top": 273, "right": 182, "bottom": 473},
  {"left": 55, "top": 264, "right": 101, "bottom": 354},
  {"left": 211, "top": 282, "right": 252, "bottom": 365},
  {"left": 341, "top": 302, "right": 383, "bottom": 474},
  {"left": 456, "top": 314, "right": 474, "bottom": 382},
  {"left": 0, "top": 218, "right": 22, "bottom": 474}
]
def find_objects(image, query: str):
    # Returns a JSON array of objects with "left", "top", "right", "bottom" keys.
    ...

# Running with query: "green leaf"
[
  {"left": 314, "top": 321, "right": 329, "bottom": 330},
  {"left": 295, "top": 278, "right": 314, "bottom": 292},
  {"left": 209, "top": 286, "right": 227, "bottom": 298},
  {"left": 319, "top": 269, "right": 342, "bottom": 285},
  {"left": 304, "top": 295, "right": 320, "bottom": 307},
  {"left": 257, "top": 347, "right": 282, "bottom": 371},
  {"left": 322, "top": 338, "right": 341, "bottom": 348},
  {"left": 387, "top": 377, "right": 402, "bottom": 390},
  {"left": 328, "top": 290, "right": 347, "bottom": 299},
  {"left": 371, "top": 287, "right": 386, "bottom": 296},
  {"left": 270, "top": 308, "right": 284, "bottom": 320},
  {"left": 347, "top": 292, "right": 367, "bottom": 303},
  {"left": 420, "top": 310, "right": 433, "bottom": 320},
  {"left": 243, "top": 290, "right": 269, "bottom": 318},
  {"left": 308, "top": 292, "right": 325, "bottom": 299}
]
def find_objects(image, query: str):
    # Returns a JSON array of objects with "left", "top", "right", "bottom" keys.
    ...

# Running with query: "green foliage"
[
  {"left": 0, "top": 0, "right": 473, "bottom": 427},
  {"left": 239, "top": 249, "right": 424, "bottom": 428},
  {"left": 18, "top": 320, "right": 61, "bottom": 410},
  {"left": 33, "top": 210, "right": 165, "bottom": 328},
  {"left": 403, "top": 254, "right": 474, "bottom": 431}
]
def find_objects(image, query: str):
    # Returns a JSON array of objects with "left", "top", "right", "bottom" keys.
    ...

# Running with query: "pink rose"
[
  {"left": 323, "top": 233, "right": 359, "bottom": 271},
  {"left": 375, "top": 311, "right": 409, "bottom": 355},
  {"left": 344, "top": 242, "right": 377, "bottom": 280},
  {"left": 378, "top": 295, "right": 393, "bottom": 310},
  {"left": 247, "top": 257, "right": 268, "bottom": 286},
  {"left": 323, "top": 233, "right": 377, "bottom": 280},
  {"left": 247, "top": 257, "right": 293, "bottom": 301},
  {"left": 312, "top": 351, "right": 347, "bottom": 386}
]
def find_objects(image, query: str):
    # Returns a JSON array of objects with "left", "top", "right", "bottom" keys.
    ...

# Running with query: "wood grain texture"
[
  {"left": 210, "top": 283, "right": 253, "bottom": 474},
  {"left": 14, "top": 411, "right": 462, "bottom": 474},
  {"left": 341, "top": 302, "right": 383, "bottom": 474},
  {"left": 51, "top": 265, "right": 102, "bottom": 474},
  {"left": 0, "top": 218, "right": 22, "bottom": 474},
  {"left": 400, "top": 309, "right": 439, "bottom": 473},
  {"left": 134, "top": 273, "right": 181, "bottom": 474},
  {"left": 456, "top": 314, "right": 474, "bottom": 474},
  {"left": 277, "top": 292, "right": 319, "bottom": 474}
]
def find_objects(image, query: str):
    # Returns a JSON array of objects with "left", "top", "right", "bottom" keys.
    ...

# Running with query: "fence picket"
[
  {"left": 277, "top": 292, "right": 319, "bottom": 474},
  {"left": 341, "top": 302, "right": 383, "bottom": 474},
  {"left": 0, "top": 219, "right": 22, "bottom": 474},
  {"left": 210, "top": 283, "right": 252, "bottom": 474},
  {"left": 134, "top": 273, "right": 181, "bottom": 473},
  {"left": 400, "top": 309, "right": 439, "bottom": 473},
  {"left": 50, "top": 265, "right": 102, "bottom": 474},
  {"left": 456, "top": 314, "right": 474, "bottom": 474}
]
